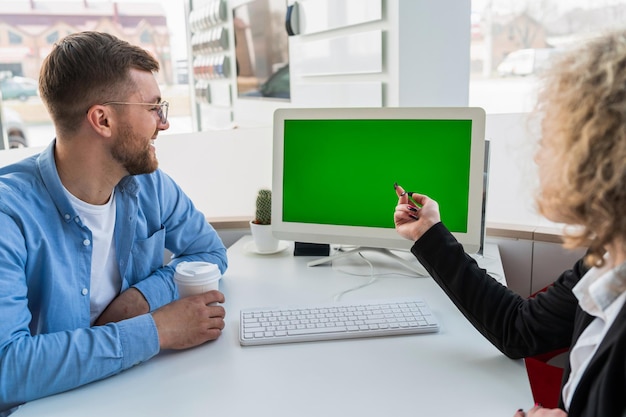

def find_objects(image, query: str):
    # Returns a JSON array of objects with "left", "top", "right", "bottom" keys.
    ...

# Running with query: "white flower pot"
[{"left": 249, "top": 220, "right": 279, "bottom": 253}]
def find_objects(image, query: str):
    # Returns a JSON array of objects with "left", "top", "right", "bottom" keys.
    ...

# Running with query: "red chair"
[
  {"left": 524, "top": 347, "right": 568, "bottom": 408},
  {"left": 523, "top": 285, "right": 568, "bottom": 408}
]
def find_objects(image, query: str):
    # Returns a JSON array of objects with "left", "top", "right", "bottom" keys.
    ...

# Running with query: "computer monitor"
[{"left": 271, "top": 107, "right": 486, "bottom": 262}]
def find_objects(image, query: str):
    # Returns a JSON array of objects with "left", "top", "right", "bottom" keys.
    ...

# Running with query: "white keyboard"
[{"left": 239, "top": 299, "right": 439, "bottom": 346}]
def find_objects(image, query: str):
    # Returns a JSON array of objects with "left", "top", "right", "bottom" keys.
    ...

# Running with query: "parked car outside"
[
  {"left": 0, "top": 76, "right": 39, "bottom": 101},
  {"left": 1, "top": 106, "right": 30, "bottom": 148},
  {"left": 496, "top": 48, "right": 559, "bottom": 77},
  {"left": 240, "top": 64, "right": 290, "bottom": 99}
]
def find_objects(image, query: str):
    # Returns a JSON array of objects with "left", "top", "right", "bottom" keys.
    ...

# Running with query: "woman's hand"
[
  {"left": 514, "top": 404, "right": 567, "bottom": 417},
  {"left": 393, "top": 183, "right": 441, "bottom": 241}
]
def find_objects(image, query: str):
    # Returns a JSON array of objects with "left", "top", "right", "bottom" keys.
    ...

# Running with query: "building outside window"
[
  {"left": 469, "top": 0, "right": 626, "bottom": 113},
  {"left": 8, "top": 31, "right": 23, "bottom": 45},
  {"left": 0, "top": 0, "right": 191, "bottom": 149},
  {"left": 2, "top": 0, "right": 626, "bottom": 149},
  {"left": 46, "top": 31, "right": 59, "bottom": 45},
  {"left": 140, "top": 29, "right": 153, "bottom": 44}
]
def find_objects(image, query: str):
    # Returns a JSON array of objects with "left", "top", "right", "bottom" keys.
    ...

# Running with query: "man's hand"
[
  {"left": 95, "top": 287, "right": 150, "bottom": 326},
  {"left": 152, "top": 290, "right": 226, "bottom": 350}
]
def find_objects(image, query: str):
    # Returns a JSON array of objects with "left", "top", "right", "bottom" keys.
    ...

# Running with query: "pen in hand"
[{"left": 394, "top": 182, "right": 419, "bottom": 220}]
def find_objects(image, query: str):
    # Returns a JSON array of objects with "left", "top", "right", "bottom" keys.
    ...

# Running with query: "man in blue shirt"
[{"left": 0, "top": 32, "right": 228, "bottom": 414}]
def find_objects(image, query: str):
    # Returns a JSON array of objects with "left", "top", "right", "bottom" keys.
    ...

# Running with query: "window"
[
  {"left": 0, "top": 0, "right": 192, "bottom": 150},
  {"left": 140, "top": 30, "right": 153, "bottom": 44},
  {"left": 232, "top": 0, "right": 290, "bottom": 100},
  {"left": 46, "top": 31, "right": 59, "bottom": 45},
  {"left": 469, "top": 0, "right": 626, "bottom": 114},
  {"left": 8, "top": 31, "right": 22, "bottom": 45},
  {"left": 4, "top": 1, "right": 626, "bottom": 150}
]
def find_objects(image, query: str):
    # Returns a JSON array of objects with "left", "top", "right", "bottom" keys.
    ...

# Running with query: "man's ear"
[{"left": 86, "top": 105, "right": 113, "bottom": 138}]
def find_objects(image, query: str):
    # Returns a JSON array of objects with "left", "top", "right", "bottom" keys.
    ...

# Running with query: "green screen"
[{"left": 282, "top": 119, "right": 473, "bottom": 232}]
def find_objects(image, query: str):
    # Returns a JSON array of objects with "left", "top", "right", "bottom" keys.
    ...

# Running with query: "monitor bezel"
[{"left": 271, "top": 107, "right": 486, "bottom": 253}]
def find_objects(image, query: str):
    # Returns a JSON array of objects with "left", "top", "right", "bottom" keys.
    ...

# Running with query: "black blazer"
[{"left": 411, "top": 222, "right": 626, "bottom": 417}]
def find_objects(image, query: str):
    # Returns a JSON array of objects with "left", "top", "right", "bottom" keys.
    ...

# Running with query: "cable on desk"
[
  {"left": 329, "top": 247, "right": 506, "bottom": 299},
  {"left": 331, "top": 250, "right": 425, "bottom": 301}
]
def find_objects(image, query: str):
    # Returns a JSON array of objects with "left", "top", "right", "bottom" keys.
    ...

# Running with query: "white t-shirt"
[{"left": 65, "top": 189, "right": 121, "bottom": 325}]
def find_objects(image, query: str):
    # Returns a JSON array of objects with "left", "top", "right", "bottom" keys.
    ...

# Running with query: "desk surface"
[{"left": 15, "top": 237, "right": 532, "bottom": 417}]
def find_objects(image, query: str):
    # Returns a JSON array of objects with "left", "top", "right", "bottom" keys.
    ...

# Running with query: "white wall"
[
  {"left": 392, "top": 0, "right": 471, "bottom": 106},
  {"left": 484, "top": 112, "right": 550, "bottom": 227},
  {"left": 156, "top": 127, "right": 273, "bottom": 219},
  {"left": 483, "top": 112, "right": 586, "bottom": 296},
  {"left": 0, "top": 127, "right": 273, "bottom": 222}
]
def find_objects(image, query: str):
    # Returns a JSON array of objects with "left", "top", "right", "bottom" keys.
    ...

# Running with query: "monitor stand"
[{"left": 306, "top": 246, "right": 427, "bottom": 276}]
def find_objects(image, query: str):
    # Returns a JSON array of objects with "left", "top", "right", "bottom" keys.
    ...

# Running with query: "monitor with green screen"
[{"left": 272, "top": 107, "right": 486, "bottom": 254}]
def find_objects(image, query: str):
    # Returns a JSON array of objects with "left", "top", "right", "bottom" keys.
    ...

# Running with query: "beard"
[{"left": 111, "top": 121, "right": 158, "bottom": 175}]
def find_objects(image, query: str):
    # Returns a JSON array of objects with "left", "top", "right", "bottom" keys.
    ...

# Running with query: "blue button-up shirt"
[{"left": 0, "top": 141, "right": 228, "bottom": 412}]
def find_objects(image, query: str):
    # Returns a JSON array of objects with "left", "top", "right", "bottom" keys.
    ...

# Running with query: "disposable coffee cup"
[{"left": 174, "top": 261, "right": 221, "bottom": 298}]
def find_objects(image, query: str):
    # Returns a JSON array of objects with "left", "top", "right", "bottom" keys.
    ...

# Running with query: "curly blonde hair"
[{"left": 535, "top": 30, "right": 626, "bottom": 267}]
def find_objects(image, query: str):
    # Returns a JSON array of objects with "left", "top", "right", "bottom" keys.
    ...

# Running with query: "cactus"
[{"left": 254, "top": 189, "right": 272, "bottom": 225}]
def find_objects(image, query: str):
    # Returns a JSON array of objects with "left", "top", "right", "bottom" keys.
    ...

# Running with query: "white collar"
[{"left": 573, "top": 257, "right": 626, "bottom": 317}]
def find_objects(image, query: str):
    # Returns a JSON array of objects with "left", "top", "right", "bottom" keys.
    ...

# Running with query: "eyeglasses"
[{"left": 101, "top": 101, "right": 169, "bottom": 124}]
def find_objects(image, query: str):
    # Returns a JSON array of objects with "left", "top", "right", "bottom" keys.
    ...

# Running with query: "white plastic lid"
[{"left": 174, "top": 261, "right": 221, "bottom": 283}]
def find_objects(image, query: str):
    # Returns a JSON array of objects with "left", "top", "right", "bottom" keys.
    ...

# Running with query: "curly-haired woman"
[{"left": 394, "top": 30, "right": 626, "bottom": 417}]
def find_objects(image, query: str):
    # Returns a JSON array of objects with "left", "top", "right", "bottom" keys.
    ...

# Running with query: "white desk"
[{"left": 15, "top": 236, "right": 533, "bottom": 417}]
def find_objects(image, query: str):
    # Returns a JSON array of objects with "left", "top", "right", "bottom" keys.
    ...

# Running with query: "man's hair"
[
  {"left": 535, "top": 29, "right": 626, "bottom": 266},
  {"left": 39, "top": 31, "right": 160, "bottom": 135}
]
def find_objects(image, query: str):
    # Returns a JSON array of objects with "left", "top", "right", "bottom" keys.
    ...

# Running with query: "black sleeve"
[{"left": 411, "top": 222, "right": 587, "bottom": 359}]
